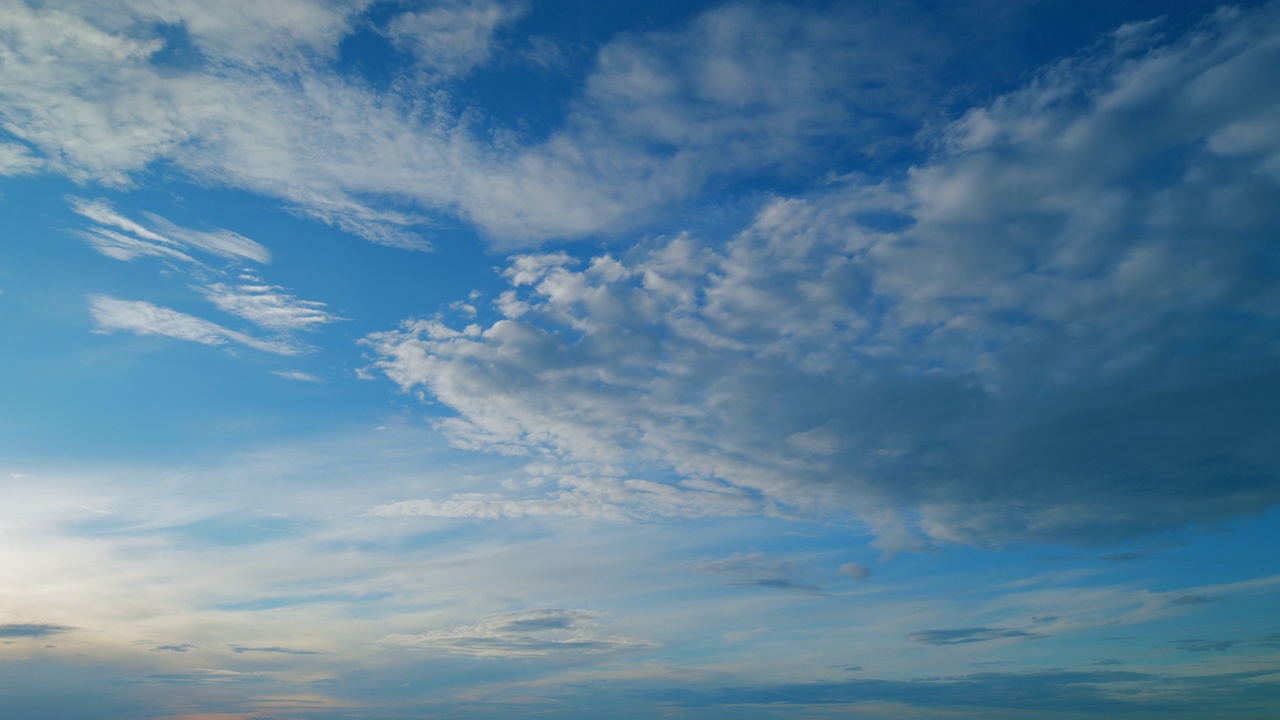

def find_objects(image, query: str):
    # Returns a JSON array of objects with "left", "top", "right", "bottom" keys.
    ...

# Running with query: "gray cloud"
[
  {"left": 0, "top": 623, "right": 72, "bottom": 638},
  {"left": 384, "top": 608, "right": 660, "bottom": 658},
  {"left": 696, "top": 552, "right": 825, "bottom": 593},
  {"left": 908, "top": 627, "right": 1040, "bottom": 646},
  {"left": 1171, "top": 595, "right": 1212, "bottom": 605},
  {"left": 368, "top": 4, "right": 1280, "bottom": 548},
  {"left": 839, "top": 562, "right": 872, "bottom": 581},
  {"left": 646, "top": 670, "right": 1157, "bottom": 713},
  {"left": 229, "top": 645, "right": 319, "bottom": 655},
  {"left": 1173, "top": 639, "right": 1236, "bottom": 652}
]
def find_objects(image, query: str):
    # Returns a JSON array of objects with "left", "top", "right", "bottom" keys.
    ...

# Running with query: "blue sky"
[{"left": 1, "top": 1, "right": 1279, "bottom": 717}]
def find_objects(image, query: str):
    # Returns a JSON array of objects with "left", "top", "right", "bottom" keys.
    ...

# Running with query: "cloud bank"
[{"left": 368, "top": 5, "right": 1280, "bottom": 548}]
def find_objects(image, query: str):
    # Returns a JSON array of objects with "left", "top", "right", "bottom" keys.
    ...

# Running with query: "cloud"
[
  {"left": 1171, "top": 595, "right": 1212, "bottom": 606},
  {"left": 645, "top": 669, "right": 1214, "bottom": 714},
  {"left": 838, "top": 563, "right": 872, "bottom": 581},
  {"left": 127, "top": 669, "right": 271, "bottom": 686},
  {"left": 367, "top": 5, "right": 1280, "bottom": 548},
  {"left": 0, "top": 141, "right": 42, "bottom": 175},
  {"left": 0, "top": 1, "right": 951, "bottom": 246},
  {"left": 89, "top": 296, "right": 300, "bottom": 355},
  {"left": 1173, "top": 639, "right": 1236, "bottom": 652},
  {"left": 150, "top": 644, "right": 196, "bottom": 653},
  {"left": 908, "top": 627, "right": 1039, "bottom": 646},
  {"left": 0, "top": 623, "right": 72, "bottom": 638},
  {"left": 69, "top": 197, "right": 269, "bottom": 264},
  {"left": 201, "top": 278, "right": 340, "bottom": 332},
  {"left": 696, "top": 552, "right": 826, "bottom": 593},
  {"left": 367, "top": 473, "right": 766, "bottom": 522},
  {"left": 229, "top": 645, "right": 319, "bottom": 655},
  {"left": 383, "top": 608, "right": 659, "bottom": 658},
  {"left": 271, "top": 370, "right": 323, "bottom": 383},
  {"left": 386, "top": 0, "right": 526, "bottom": 80},
  {"left": 142, "top": 214, "right": 271, "bottom": 264}
]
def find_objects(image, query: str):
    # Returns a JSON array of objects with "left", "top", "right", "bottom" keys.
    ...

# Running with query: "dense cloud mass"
[{"left": 369, "top": 6, "right": 1280, "bottom": 547}]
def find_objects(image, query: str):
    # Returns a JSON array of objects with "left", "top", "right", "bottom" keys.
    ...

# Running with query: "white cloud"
[
  {"left": 69, "top": 197, "right": 269, "bottom": 264},
  {"left": 89, "top": 295, "right": 300, "bottom": 355},
  {"left": 271, "top": 370, "right": 323, "bottom": 382},
  {"left": 0, "top": 141, "right": 41, "bottom": 175},
  {"left": 201, "top": 278, "right": 340, "bottom": 332},
  {"left": 141, "top": 213, "right": 271, "bottom": 264},
  {"left": 387, "top": 0, "right": 526, "bottom": 79},
  {"left": 0, "top": 1, "right": 947, "bottom": 246},
  {"left": 368, "top": 472, "right": 766, "bottom": 523},
  {"left": 367, "top": 6, "right": 1280, "bottom": 548},
  {"left": 384, "top": 608, "right": 660, "bottom": 658}
]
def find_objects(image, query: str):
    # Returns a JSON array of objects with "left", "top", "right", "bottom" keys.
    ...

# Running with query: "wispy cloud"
[
  {"left": 201, "top": 277, "right": 340, "bottom": 332},
  {"left": 0, "top": 1, "right": 950, "bottom": 246},
  {"left": 0, "top": 141, "right": 42, "bottom": 175},
  {"left": 367, "top": 473, "right": 765, "bottom": 522},
  {"left": 89, "top": 296, "right": 300, "bottom": 355},
  {"left": 271, "top": 370, "right": 323, "bottom": 383},
  {"left": 695, "top": 552, "right": 825, "bottom": 593},
  {"left": 384, "top": 609, "right": 659, "bottom": 658},
  {"left": 150, "top": 644, "right": 196, "bottom": 653},
  {"left": 908, "top": 628, "right": 1041, "bottom": 646},
  {"left": 69, "top": 197, "right": 269, "bottom": 264},
  {"left": 229, "top": 645, "right": 319, "bottom": 655}
]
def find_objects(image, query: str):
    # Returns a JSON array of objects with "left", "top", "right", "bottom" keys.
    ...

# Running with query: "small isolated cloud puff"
[
  {"left": 839, "top": 562, "right": 872, "bottom": 581},
  {"left": 368, "top": 5, "right": 1280, "bottom": 549},
  {"left": 387, "top": 0, "right": 526, "bottom": 80},
  {"left": 383, "top": 608, "right": 660, "bottom": 658}
]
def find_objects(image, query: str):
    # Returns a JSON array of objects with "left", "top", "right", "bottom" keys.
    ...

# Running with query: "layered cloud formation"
[
  {"left": 368, "top": 6, "right": 1280, "bottom": 547},
  {"left": 0, "top": 0, "right": 967, "bottom": 247}
]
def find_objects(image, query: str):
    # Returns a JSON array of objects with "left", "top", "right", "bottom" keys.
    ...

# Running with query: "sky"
[{"left": 1, "top": 0, "right": 1279, "bottom": 717}]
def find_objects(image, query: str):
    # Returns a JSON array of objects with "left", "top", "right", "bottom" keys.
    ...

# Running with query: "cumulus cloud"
[
  {"left": 383, "top": 609, "right": 659, "bottom": 658},
  {"left": 367, "top": 5, "right": 1280, "bottom": 548},
  {"left": 89, "top": 296, "right": 300, "bottom": 355}
]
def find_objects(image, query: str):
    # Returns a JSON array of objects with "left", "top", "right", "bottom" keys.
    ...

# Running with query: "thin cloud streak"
[{"left": 89, "top": 296, "right": 301, "bottom": 355}]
